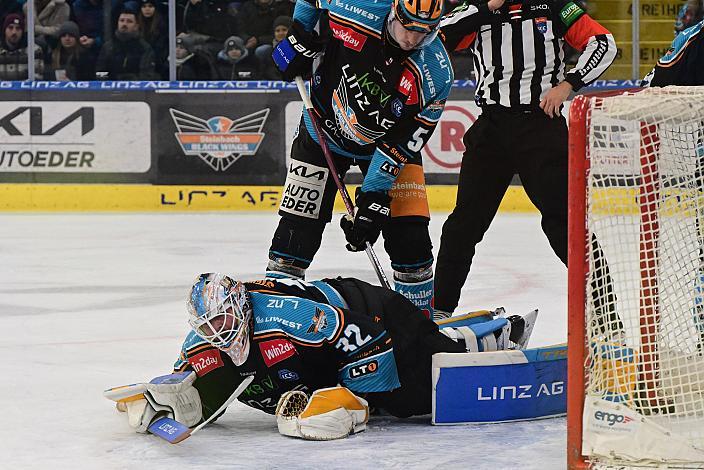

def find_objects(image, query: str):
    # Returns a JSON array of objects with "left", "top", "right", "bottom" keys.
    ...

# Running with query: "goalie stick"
[
  {"left": 294, "top": 76, "right": 391, "bottom": 289},
  {"left": 105, "top": 375, "right": 254, "bottom": 444}
]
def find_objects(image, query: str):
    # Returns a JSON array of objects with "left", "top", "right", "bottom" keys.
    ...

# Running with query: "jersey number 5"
[
  {"left": 407, "top": 128, "right": 429, "bottom": 152},
  {"left": 335, "top": 324, "right": 372, "bottom": 352}
]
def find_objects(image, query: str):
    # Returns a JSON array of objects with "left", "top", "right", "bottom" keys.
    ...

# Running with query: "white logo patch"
[{"left": 279, "top": 160, "right": 329, "bottom": 219}]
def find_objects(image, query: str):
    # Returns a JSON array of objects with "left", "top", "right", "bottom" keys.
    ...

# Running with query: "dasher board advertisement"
[{"left": 0, "top": 101, "right": 151, "bottom": 173}]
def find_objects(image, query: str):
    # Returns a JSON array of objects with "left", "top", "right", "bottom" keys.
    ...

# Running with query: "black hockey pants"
[{"left": 434, "top": 106, "right": 569, "bottom": 313}]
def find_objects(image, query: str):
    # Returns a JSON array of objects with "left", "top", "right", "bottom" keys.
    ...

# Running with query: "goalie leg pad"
[{"left": 275, "top": 387, "right": 369, "bottom": 440}]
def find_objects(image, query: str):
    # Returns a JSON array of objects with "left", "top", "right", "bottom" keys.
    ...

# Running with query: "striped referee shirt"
[{"left": 439, "top": 0, "right": 617, "bottom": 107}]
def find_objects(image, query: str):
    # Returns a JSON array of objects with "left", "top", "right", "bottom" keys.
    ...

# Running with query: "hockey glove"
[
  {"left": 104, "top": 371, "right": 203, "bottom": 433},
  {"left": 271, "top": 20, "right": 324, "bottom": 82},
  {"left": 275, "top": 387, "right": 368, "bottom": 440},
  {"left": 340, "top": 189, "right": 391, "bottom": 252}
]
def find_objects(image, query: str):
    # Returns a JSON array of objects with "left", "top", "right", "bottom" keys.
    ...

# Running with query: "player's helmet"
[
  {"left": 393, "top": 0, "right": 444, "bottom": 34},
  {"left": 187, "top": 273, "right": 252, "bottom": 366}
]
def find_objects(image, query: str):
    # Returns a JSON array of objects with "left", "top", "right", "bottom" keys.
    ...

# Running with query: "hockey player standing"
[
  {"left": 641, "top": 18, "right": 704, "bottom": 87},
  {"left": 267, "top": 0, "right": 454, "bottom": 319},
  {"left": 107, "top": 273, "right": 535, "bottom": 440},
  {"left": 433, "top": 0, "right": 617, "bottom": 317}
]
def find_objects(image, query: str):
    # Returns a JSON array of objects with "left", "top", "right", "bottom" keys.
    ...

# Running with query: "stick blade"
[{"left": 148, "top": 417, "right": 192, "bottom": 444}]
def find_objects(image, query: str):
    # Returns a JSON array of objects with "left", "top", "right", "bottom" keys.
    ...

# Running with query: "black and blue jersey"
[
  {"left": 293, "top": 0, "right": 453, "bottom": 193},
  {"left": 173, "top": 277, "right": 465, "bottom": 418}
]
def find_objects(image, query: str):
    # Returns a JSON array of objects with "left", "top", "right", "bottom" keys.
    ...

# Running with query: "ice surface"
[{"left": 0, "top": 212, "right": 567, "bottom": 469}]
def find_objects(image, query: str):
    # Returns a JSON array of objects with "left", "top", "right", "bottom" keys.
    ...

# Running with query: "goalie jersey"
[{"left": 173, "top": 278, "right": 403, "bottom": 417}]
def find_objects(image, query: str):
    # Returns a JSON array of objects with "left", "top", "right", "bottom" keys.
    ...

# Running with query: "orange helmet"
[{"left": 393, "top": 0, "right": 444, "bottom": 33}]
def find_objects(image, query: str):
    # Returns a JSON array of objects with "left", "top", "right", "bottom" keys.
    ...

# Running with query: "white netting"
[{"left": 581, "top": 87, "right": 704, "bottom": 468}]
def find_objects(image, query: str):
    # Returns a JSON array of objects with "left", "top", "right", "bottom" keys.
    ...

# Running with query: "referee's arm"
[{"left": 541, "top": 0, "right": 617, "bottom": 116}]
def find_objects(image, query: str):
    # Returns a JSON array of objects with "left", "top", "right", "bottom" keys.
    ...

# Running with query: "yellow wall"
[{"left": 0, "top": 184, "right": 538, "bottom": 213}]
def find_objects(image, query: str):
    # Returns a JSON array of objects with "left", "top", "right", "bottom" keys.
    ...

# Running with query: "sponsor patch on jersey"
[
  {"left": 397, "top": 68, "right": 419, "bottom": 106},
  {"left": 559, "top": 2, "right": 583, "bottom": 27},
  {"left": 534, "top": 17, "right": 548, "bottom": 34},
  {"left": 189, "top": 349, "right": 223, "bottom": 377},
  {"left": 329, "top": 21, "right": 367, "bottom": 52},
  {"left": 349, "top": 360, "right": 379, "bottom": 378},
  {"left": 391, "top": 98, "right": 403, "bottom": 117},
  {"left": 306, "top": 307, "right": 328, "bottom": 334},
  {"left": 259, "top": 338, "right": 297, "bottom": 367},
  {"left": 278, "top": 369, "right": 300, "bottom": 381}
]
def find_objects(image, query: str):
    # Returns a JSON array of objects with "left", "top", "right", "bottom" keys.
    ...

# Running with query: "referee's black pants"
[{"left": 434, "top": 106, "right": 568, "bottom": 313}]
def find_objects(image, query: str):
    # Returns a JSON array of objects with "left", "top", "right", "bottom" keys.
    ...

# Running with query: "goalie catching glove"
[
  {"left": 104, "top": 371, "right": 203, "bottom": 433},
  {"left": 275, "top": 386, "right": 369, "bottom": 440}
]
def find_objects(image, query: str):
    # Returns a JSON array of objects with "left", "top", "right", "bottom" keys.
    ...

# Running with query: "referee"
[{"left": 434, "top": 0, "right": 617, "bottom": 317}]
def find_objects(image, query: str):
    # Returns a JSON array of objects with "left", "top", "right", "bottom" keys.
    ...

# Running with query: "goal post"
[{"left": 567, "top": 87, "right": 704, "bottom": 469}]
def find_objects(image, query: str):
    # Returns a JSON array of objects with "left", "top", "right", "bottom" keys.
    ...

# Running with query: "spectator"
[
  {"left": 675, "top": 0, "right": 704, "bottom": 35},
  {"left": 95, "top": 10, "right": 158, "bottom": 80},
  {"left": 137, "top": 0, "right": 168, "bottom": 77},
  {"left": 48, "top": 20, "right": 95, "bottom": 80},
  {"left": 71, "top": 0, "right": 105, "bottom": 49},
  {"left": 0, "top": 13, "right": 45, "bottom": 80},
  {"left": 22, "top": 0, "right": 70, "bottom": 47},
  {"left": 236, "top": 0, "right": 292, "bottom": 72},
  {"left": 215, "top": 35, "right": 259, "bottom": 79},
  {"left": 271, "top": 14, "right": 291, "bottom": 47},
  {"left": 183, "top": 0, "right": 238, "bottom": 43},
  {"left": 174, "top": 34, "right": 216, "bottom": 80},
  {"left": 261, "top": 14, "right": 290, "bottom": 79}
]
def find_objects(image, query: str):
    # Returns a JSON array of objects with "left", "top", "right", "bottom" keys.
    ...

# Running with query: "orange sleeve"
[{"left": 563, "top": 14, "right": 611, "bottom": 51}]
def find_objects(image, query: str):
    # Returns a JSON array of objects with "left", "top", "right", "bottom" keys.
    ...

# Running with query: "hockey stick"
[
  {"left": 294, "top": 76, "right": 391, "bottom": 289},
  {"left": 149, "top": 374, "right": 255, "bottom": 443},
  {"left": 107, "top": 375, "right": 254, "bottom": 444}
]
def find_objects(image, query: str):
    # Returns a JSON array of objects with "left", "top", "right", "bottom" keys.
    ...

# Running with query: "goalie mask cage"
[{"left": 567, "top": 86, "right": 704, "bottom": 469}]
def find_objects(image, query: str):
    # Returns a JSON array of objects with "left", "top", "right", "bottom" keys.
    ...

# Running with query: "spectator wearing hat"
[
  {"left": 137, "top": 0, "right": 168, "bottom": 77},
  {"left": 215, "top": 35, "right": 259, "bottom": 80},
  {"left": 48, "top": 20, "right": 95, "bottom": 80},
  {"left": 235, "top": 0, "right": 292, "bottom": 73},
  {"left": 174, "top": 34, "right": 217, "bottom": 80},
  {"left": 22, "top": 0, "right": 70, "bottom": 47},
  {"left": 95, "top": 10, "right": 158, "bottom": 80},
  {"left": 260, "top": 14, "right": 291, "bottom": 79},
  {"left": 0, "top": 13, "right": 45, "bottom": 80}
]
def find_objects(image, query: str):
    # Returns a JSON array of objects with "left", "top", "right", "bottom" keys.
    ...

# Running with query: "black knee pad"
[
  {"left": 383, "top": 216, "right": 433, "bottom": 272},
  {"left": 269, "top": 217, "right": 326, "bottom": 270}
]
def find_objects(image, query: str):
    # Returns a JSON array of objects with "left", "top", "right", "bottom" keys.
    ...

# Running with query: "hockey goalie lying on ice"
[{"left": 105, "top": 274, "right": 541, "bottom": 441}]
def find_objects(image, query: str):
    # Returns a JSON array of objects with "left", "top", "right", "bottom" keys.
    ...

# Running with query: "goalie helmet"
[{"left": 187, "top": 273, "right": 252, "bottom": 366}]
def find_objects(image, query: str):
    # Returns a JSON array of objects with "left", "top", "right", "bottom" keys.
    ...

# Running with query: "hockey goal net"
[{"left": 567, "top": 87, "right": 704, "bottom": 469}]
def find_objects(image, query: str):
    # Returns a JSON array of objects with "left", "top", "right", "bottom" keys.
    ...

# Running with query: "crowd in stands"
[
  {"left": 0, "top": 0, "right": 296, "bottom": 80},
  {"left": 1, "top": 0, "right": 701, "bottom": 81}
]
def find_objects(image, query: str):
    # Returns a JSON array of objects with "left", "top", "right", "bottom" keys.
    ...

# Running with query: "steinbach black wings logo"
[
  {"left": 306, "top": 307, "right": 328, "bottom": 334},
  {"left": 169, "top": 108, "right": 270, "bottom": 172}
]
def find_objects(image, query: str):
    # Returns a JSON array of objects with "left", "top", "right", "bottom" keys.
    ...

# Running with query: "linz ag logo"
[
  {"left": 594, "top": 410, "right": 634, "bottom": 426},
  {"left": 349, "top": 360, "right": 378, "bottom": 378},
  {"left": 170, "top": 108, "right": 270, "bottom": 172}
]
